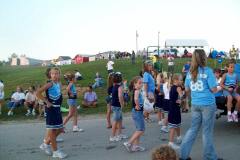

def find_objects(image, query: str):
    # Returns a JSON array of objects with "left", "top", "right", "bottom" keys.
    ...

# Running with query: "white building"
[{"left": 56, "top": 56, "right": 72, "bottom": 65}]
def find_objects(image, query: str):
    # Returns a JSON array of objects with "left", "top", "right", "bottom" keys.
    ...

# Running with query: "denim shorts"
[
  {"left": 67, "top": 99, "right": 77, "bottom": 107},
  {"left": 112, "top": 106, "right": 122, "bottom": 121},
  {"left": 132, "top": 109, "right": 145, "bottom": 131},
  {"left": 223, "top": 90, "right": 239, "bottom": 97}
]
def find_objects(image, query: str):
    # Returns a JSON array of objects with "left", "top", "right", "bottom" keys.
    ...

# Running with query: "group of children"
[{"left": 104, "top": 63, "right": 188, "bottom": 153}]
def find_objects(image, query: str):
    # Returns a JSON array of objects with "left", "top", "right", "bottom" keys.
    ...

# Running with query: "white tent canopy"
[{"left": 165, "top": 39, "right": 209, "bottom": 48}]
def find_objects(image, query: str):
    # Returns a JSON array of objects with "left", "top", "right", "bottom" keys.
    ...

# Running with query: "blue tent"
[{"left": 235, "top": 63, "right": 240, "bottom": 80}]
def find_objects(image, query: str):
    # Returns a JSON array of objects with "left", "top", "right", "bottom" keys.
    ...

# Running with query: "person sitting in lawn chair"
[
  {"left": 220, "top": 59, "right": 240, "bottom": 122},
  {"left": 92, "top": 72, "right": 104, "bottom": 89},
  {"left": 7, "top": 86, "right": 25, "bottom": 116}
]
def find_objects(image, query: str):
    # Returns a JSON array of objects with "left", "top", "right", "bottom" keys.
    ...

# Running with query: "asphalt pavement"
[{"left": 0, "top": 112, "right": 240, "bottom": 160}]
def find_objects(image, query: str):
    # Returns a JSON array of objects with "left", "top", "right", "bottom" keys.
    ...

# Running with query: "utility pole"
[{"left": 136, "top": 30, "right": 139, "bottom": 54}]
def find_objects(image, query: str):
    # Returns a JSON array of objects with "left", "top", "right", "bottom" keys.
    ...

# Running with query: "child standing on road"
[
  {"left": 123, "top": 76, "right": 146, "bottom": 152},
  {"left": 168, "top": 74, "right": 183, "bottom": 150},
  {"left": 110, "top": 72, "right": 127, "bottom": 142},
  {"left": 161, "top": 74, "right": 171, "bottom": 133},
  {"left": 220, "top": 59, "right": 240, "bottom": 122},
  {"left": 63, "top": 72, "right": 84, "bottom": 132},
  {"left": 155, "top": 73, "right": 165, "bottom": 125},
  {"left": 106, "top": 73, "right": 114, "bottom": 128},
  {"left": 0, "top": 80, "right": 4, "bottom": 115},
  {"left": 36, "top": 67, "right": 67, "bottom": 159}
]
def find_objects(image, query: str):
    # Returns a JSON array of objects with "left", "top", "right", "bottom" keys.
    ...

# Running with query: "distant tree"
[{"left": 11, "top": 53, "right": 18, "bottom": 58}]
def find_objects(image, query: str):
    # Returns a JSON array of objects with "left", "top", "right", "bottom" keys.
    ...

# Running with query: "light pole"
[{"left": 136, "top": 30, "right": 139, "bottom": 55}]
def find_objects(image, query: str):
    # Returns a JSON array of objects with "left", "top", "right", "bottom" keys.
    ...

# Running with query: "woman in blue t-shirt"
[
  {"left": 143, "top": 60, "right": 155, "bottom": 122},
  {"left": 180, "top": 49, "right": 222, "bottom": 160}
]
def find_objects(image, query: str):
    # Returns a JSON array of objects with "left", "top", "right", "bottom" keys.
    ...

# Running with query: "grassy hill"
[{"left": 0, "top": 57, "right": 222, "bottom": 121}]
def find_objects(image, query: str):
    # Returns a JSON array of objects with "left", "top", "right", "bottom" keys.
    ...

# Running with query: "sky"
[{"left": 0, "top": 0, "right": 240, "bottom": 61}]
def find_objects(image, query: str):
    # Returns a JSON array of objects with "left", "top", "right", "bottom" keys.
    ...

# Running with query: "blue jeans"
[
  {"left": 132, "top": 109, "right": 145, "bottom": 131},
  {"left": 180, "top": 104, "right": 218, "bottom": 160},
  {"left": 111, "top": 106, "right": 122, "bottom": 121}
]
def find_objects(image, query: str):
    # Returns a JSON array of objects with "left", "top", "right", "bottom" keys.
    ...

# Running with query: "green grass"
[{"left": 0, "top": 57, "right": 225, "bottom": 121}]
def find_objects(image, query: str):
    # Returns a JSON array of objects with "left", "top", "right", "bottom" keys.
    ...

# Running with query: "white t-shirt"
[
  {"left": 107, "top": 61, "right": 114, "bottom": 70},
  {"left": 167, "top": 57, "right": 174, "bottom": 66},
  {"left": 25, "top": 92, "right": 36, "bottom": 102},
  {"left": 11, "top": 92, "right": 25, "bottom": 101},
  {"left": 163, "top": 82, "right": 170, "bottom": 100},
  {"left": 75, "top": 72, "right": 82, "bottom": 78},
  {"left": 0, "top": 82, "right": 4, "bottom": 99}
]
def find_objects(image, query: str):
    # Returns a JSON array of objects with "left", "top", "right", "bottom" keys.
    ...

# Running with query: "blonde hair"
[
  {"left": 129, "top": 76, "right": 142, "bottom": 91},
  {"left": 190, "top": 49, "right": 206, "bottom": 82},
  {"left": 152, "top": 145, "right": 178, "bottom": 160},
  {"left": 65, "top": 72, "right": 75, "bottom": 81},
  {"left": 107, "top": 73, "right": 114, "bottom": 88}
]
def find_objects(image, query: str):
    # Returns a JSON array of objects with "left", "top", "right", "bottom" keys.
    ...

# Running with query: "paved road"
[{"left": 0, "top": 112, "right": 240, "bottom": 160}]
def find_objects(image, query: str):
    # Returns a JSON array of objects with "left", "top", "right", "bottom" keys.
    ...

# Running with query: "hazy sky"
[{"left": 0, "top": 0, "right": 239, "bottom": 61}]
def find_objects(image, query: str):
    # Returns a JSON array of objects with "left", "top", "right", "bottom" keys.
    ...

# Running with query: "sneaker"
[
  {"left": 227, "top": 114, "right": 233, "bottom": 122},
  {"left": 232, "top": 113, "right": 238, "bottom": 122},
  {"left": 77, "top": 105, "right": 81, "bottom": 109},
  {"left": 25, "top": 110, "right": 31, "bottom": 116},
  {"left": 169, "top": 142, "right": 180, "bottom": 150},
  {"left": 131, "top": 145, "right": 146, "bottom": 152},
  {"left": 32, "top": 110, "right": 36, "bottom": 116},
  {"left": 118, "top": 134, "right": 128, "bottom": 140},
  {"left": 161, "top": 126, "right": 169, "bottom": 133},
  {"left": 7, "top": 111, "right": 13, "bottom": 116},
  {"left": 72, "top": 126, "right": 84, "bottom": 132},
  {"left": 39, "top": 143, "right": 52, "bottom": 156},
  {"left": 109, "top": 136, "right": 121, "bottom": 142},
  {"left": 158, "top": 120, "right": 164, "bottom": 126},
  {"left": 52, "top": 150, "right": 67, "bottom": 159},
  {"left": 56, "top": 137, "right": 64, "bottom": 143},
  {"left": 123, "top": 142, "right": 132, "bottom": 152},
  {"left": 176, "top": 136, "right": 182, "bottom": 144}
]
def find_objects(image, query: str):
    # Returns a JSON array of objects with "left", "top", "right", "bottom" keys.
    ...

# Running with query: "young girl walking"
[
  {"left": 123, "top": 76, "right": 146, "bottom": 152},
  {"left": 106, "top": 73, "right": 114, "bottom": 128},
  {"left": 161, "top": 74, "right": 171, "bottom": 133},
  {"left": 110, "top": 72, "right": 127, "bottom": 142},
  {"left": 63, "top": 72, "right": 84, "bottom": 132},
  {"left": 155, "top": 73, "right": 165, "bottom": 125},
  {"left": 36, "top": 67, "right": 67, "bottom": 159},
  {"left": 168, "top": 74, "right": 183, "bottom": 150}
]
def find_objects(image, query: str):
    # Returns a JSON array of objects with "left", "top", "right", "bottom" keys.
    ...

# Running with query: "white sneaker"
[
  {"left": 32, "top": 109, "right": 36, "bottom": 116},
  {"left": 77, "top": 105, "right": 81, "bottom": 109},
  {"left": 160, "top": 126, "right": 169, "bottom": 133},
  {"left": 109, "top": 136, "right": 121, "bottom": 142},
  {"left": 118, "top": 134, "right": 128, "bottom": 139},
  {"left": 176, "top": 136, "right": 182, "bottom": 144},
  {"left": 123, "top": 142, "right": 132, "bottom": 152},
  {"left": 25, "top": 110, "right": 31, "bottom": 116},
  {"left": 56, "top": 137, "right": 64, "bottom": 143},
  {"left": 158, "top": 120, "right": 164, "bottom": 126},
  {"left": 52, "top": 150, "right": 67, "bottom": 159},
  {"left": 232, "top": 113, "right": 238, "bottom": 122},
  {"left": 131, "top": 145, "right": 146, "bottom": 152},
  {"left": 7, "top": 111, "right": 13, "bottom": 116},
  {"left": 168, "top": 142, "right": 180, "bottom": 150},
  {"left": 39, "top": 143, "right": 52, "bottom": 156},
  {"left": 227, "top": 114, "right": 233, "bottom": 122},
  {"left": 72, "top": 126, "right": 84, "bottom": 132}
]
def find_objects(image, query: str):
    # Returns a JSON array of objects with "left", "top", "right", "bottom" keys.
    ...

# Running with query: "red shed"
[{"left": 73, "top": 54, "right": 89, "bottom": 64}]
